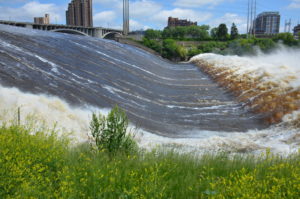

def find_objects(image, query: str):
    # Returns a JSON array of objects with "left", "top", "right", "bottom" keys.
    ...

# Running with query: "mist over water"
[{"left": 0, "top": 24, "right": 299, "bottom": 154}]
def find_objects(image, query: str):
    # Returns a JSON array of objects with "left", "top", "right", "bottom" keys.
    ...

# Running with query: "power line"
[{"left": 247, "top": 0, "right": 256, "bottom": 37}]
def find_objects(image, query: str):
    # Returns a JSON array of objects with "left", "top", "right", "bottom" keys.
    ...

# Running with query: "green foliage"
[
  {"left": 142, "top": 38, "right": 162, "bottom": 53},
  {"left": 210, "top": 27, "right": 218, "bottom": 40},
  {"left": 217, "top": 24, "right": 229, "bottom": 41},
  {"left": 273, "top": 33, "right": 298, "bottom": 46},
  {"left": 187, "top": 47, "right": 203, "bottom": 58},
  {"left": 0, "top": 125, "right": 68, "bottom": 198},
  {"left": 1, "top": 121, "right": 300, "bottom": 198},
  {"left": 230, "top": 23, "right": 239, "bottom": 40},
  {"left": 161, "top": 25, "right": 210, "bottom": 40},
  {"left": 90, "top": 105, "right": 137, "bottom": 155},
  {"left": 198, "top": 41, "right": 228, "bottom": 53},
  {"left": 144, "top": 29, "right": 162, "bottom": 40},
  {"left": 228, "top": 38, "right": 276, "bottom": 55},
  {"left": 162, "top": 39, "right": 187, "bottom": 61}
]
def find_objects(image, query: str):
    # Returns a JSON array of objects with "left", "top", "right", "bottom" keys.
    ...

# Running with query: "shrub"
[
  {"left": 0, "top": 125, "right": 67, "bottom": 198},
  {"left": 162, "top": 39, "right": 187, "bottom": 61},
  {"left": 144, "top": 29, "right": 162, "bottom": 40},
  {"left": 142, "top": 38, "right": 162, "bottom": 53},
  {"left": 187, "top": 47, "right": 203, "bottom": 58},
  {"left": 90, "top": 105, "right": 138, "bottom": 155},
  {"left": 273, "top": 33, "right": 298, "bottom": 46}
]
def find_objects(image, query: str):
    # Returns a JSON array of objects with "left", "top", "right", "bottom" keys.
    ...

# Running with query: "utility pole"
[
  {"left": 285, "top": 19, "right": 292, "bottom": 33},
  {"left": 250, "top": 0, "right": 253, "bottom": 36},
  {"left": 123, "top": 0, "right": 129, "bottom": 36},
  {"left": 247, "top": 0, "right": 256, "bottom": 37},
  {"left": 284, "top": 20, "right": 287, "bottom": 32},
  {"left": 247, "top": 0, "right": 250, "bottom": 38},
  {"left": 253, "top": 0, "right": 257, "bottom": 37}
]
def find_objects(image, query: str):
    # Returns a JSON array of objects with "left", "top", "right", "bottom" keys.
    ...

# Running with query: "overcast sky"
[{"left": 0, "top": 0, "right": 299, "bottom": 33}]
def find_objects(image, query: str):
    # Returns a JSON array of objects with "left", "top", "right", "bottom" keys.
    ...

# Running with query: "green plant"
[
  {"left": 217, "top": 23, "right": 229, "bottom": 41},
  {"left": 230, "top": 23, "right": 239, "bottom": 40},
  {"left": 142, "top": 38, "right": 162, "bottom": 53},
  {"left": 144, "top": 29, "right": 162, "bottom": 40},
  {"left": 90, "top": 105, "right": 137, "bottom": 155},
  {"left": 273, "top": 33, "right": 298, "bottom": 46}
]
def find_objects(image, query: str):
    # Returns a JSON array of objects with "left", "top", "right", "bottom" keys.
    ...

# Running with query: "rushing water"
[{"left": 0, "top": 24, "right": 298, "bottom": 153}]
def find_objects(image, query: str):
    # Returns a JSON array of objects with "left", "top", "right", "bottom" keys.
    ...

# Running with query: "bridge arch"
[
  {"left": 102, "top": 32, "right": 123, "bottom": 39},
  {"left": 51, "top": 29, "right": 89, "bottom": 36}
]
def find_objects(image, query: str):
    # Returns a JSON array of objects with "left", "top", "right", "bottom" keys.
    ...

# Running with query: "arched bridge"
[{"left": 0, "top": 20, "right": 123, "bottom": 39}]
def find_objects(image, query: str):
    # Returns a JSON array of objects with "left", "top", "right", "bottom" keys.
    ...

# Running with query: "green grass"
[{"left": 0, "top": 123, "right": 300, "bottom": 198}]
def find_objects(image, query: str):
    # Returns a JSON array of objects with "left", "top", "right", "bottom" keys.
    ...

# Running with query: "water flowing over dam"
[{"left": 0, "top": 24, "right": 299, "bottom": 153}]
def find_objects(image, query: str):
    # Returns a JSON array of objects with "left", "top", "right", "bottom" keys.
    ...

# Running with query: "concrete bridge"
[{"left": 0, "top": 20, "right": 123, "bottom": 39}]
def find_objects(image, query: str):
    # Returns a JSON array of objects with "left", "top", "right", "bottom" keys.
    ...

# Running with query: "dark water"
[{"left": 0, "top": 24, "right": 267, "bottom": 137}]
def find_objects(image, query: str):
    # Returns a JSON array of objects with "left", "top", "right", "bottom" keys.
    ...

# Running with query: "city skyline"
[{"left": 0, "top": 0, "right": 299, "bottom": 33}]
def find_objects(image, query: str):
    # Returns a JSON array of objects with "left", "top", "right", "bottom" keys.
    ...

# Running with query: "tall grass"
[{"left": 0, "top": 123, "right": 299, "bottom": 198}]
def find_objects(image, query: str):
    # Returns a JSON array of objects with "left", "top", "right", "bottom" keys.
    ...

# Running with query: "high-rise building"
[
  {"left": 294, "top": 24, "right": 300, "bottom": 38},
  {"left": 34, "top": 14, "right": 50, "bottom": 25},
  {"left": 123, "top": 0, "right": 129, "bottom": 35},
  {"left": 254, "top": 12, "right": 280, "bottom": 35},
  {"left": 66, "top": 0, "right": 93, "bottom": 27}
]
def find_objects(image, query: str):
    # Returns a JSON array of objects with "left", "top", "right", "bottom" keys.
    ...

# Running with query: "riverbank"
[{"left": 1, "top": 122, "right": 300, "bottom": 198}]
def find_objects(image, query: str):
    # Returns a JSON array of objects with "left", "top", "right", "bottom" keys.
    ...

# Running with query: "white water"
[
  {"left": 191, "top": 47, "right": 300, "bottom": 126},
  {"left": 0, "top": 84, "right": 299, "bottom": 154},
  {"left": 191, "top": 47, "right": 300, "bottom": 88}
]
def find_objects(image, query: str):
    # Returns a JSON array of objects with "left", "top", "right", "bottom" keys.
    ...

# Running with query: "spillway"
[
  {"left": 0, "top": 24, "right": 267, "bottom": 138},
  {"left": 2, "top": 24, "right": 299, "bottom": 154}
]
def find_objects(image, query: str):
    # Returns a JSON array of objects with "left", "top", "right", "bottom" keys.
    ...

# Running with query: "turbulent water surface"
[
  {"left": 0, "top": 24, "right": 267, "bottom": 138},
  {"left": 1, "top": 25, "right": 299, "bottom": 154}
]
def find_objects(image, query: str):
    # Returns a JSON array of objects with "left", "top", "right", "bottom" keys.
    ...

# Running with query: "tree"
[
  {"left": 230, "top": 23, "right": 239, "bottom": 40},
  {"left": 173, "top": 26, "right": 186, "bottom": 39},
  {"left": 273, "top": 33, "right": 298, "bottom": 46},
  {"left": 144, "top": 29, "right": 161, "bottom": 40},
  {"left": 162, "top": 27, "right": 172, "bottom": 39},
  {"left": 217, "top": 24, "right": 228, "bottom": 41},
  {"left": 210, "top": 28, "right": 218, "bottom": 40}
]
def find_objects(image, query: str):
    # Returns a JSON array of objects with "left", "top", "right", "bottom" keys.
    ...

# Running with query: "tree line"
[{"left": 141, "top": 23, "right": 299, "bottom": 61}]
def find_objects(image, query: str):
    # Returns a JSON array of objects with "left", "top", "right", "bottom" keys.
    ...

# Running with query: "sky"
[{"left": 0, "top": 0, "right": 299, "bottom": 33}]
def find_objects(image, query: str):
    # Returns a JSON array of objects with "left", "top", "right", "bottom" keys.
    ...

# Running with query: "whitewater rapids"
[{"left": 0, "top": 24, "right": 299, "bottom": 154}]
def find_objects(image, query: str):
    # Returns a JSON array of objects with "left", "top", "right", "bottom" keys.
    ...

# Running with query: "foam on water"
[
  {"left": 0, "top": 84, "right": 298, "bottom": 154},
  {"left": 191, "top": 47, "right": 300, "bottom": 125}
]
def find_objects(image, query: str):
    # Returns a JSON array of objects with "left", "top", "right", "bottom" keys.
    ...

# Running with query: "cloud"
[
  {"left": 173, "top": 0, "right": 224, "bottom": 8},
  {"left": 94, "top": 11, "right": 117, "bottom": 27},
  {"left": 130, "top": 19, "right": 150, "bottom": 30},
  {"left": 288, "top": 0, "right": 300, "bottom": 9},
  {"left": 0, "top": 1, "right": 64, "bottom": 24},
  {"left": 210, "top": 13, "right": 247, "bottom": 33},
  {"left": 152, "top": 8, "right": 212, "bottom": 28},
  {"left": 0, "top": 0, "right": 30, "bottom": 3},
  {"left": 130, "top": 0, "right": 162, "bottom": 18}
]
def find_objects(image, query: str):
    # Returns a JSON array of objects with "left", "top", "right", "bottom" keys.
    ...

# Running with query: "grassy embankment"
[{"left": 1, "top": 109, "right": 300, "bottom": 198}]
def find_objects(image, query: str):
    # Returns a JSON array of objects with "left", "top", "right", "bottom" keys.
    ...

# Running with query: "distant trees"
[
  {"left": 144, "top": 29, "right": 162, "bottom": 40},
  {"left": 140, "top": 22, "right": 299, "bottom": 62},
  {"left": 216, "top": 24, "right": 229, "bottom": 41},
  {"left": 160, "top": 25, "right": 210, "bottom": 40},
  {"left": 210, "top": 28, "right": 218, "bottom": 40},
  {"left": 230, "top": 23, "right": 239, "bottom": 40},
  {"left": 273, "top": 33, "right": 298, "bottom": 46}
]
